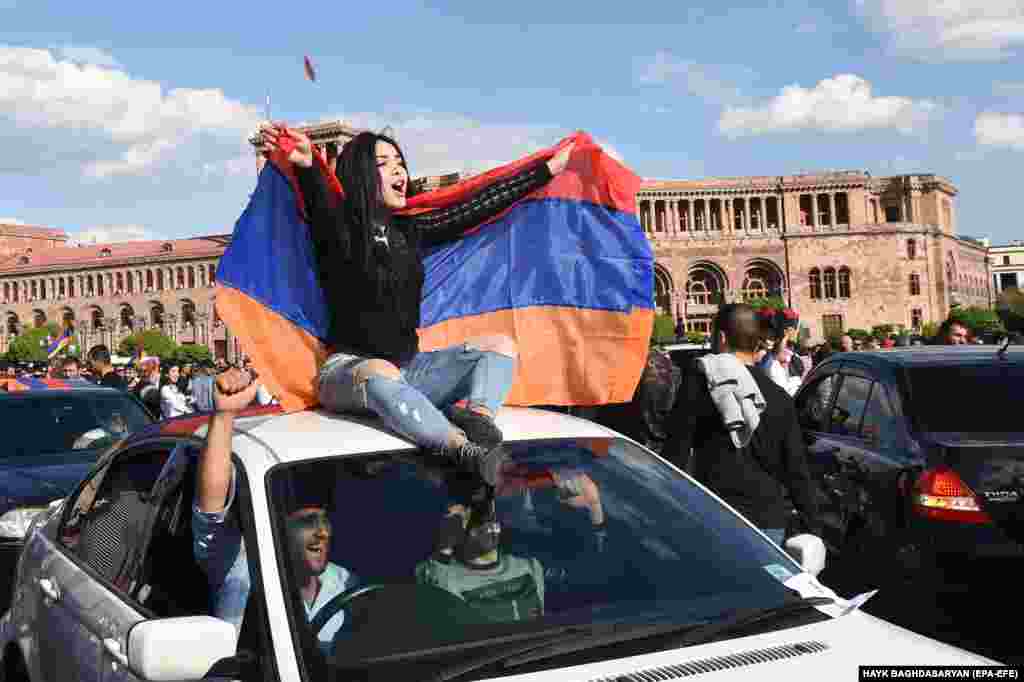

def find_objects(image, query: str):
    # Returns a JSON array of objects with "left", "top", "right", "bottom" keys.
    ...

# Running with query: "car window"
[
  {"left": 268, "top": 439, "right": 816, "bottom": 678},
  {"left": 830, "top": 375, "right": 872, "bottom": 437},
  {"left": 796, "top": 374, "right": 836, "bottom": 432},
  {"left": 860, "top": 382, "right": 894, "bottom": 443},
  {"left": 2, "top": 393, "right": 152, "bottom": 458},
  {"left": 59, "top": 445, "right": 172, "bottom": 591},
  {"left": 908, "top": 364, "right": 1024, "bottom": 434}
]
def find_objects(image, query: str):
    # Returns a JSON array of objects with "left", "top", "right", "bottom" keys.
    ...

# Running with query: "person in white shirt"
[{"left": 160, "top": 364, "right": 194, "bottom": 418}]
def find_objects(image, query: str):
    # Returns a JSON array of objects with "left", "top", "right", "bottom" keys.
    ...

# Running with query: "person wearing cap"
[{"left": 193, "top": 368, "right": 357, "bottom": 647}]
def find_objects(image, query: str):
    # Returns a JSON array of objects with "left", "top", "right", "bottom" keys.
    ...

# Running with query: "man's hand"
[
  {"left": 554, "top": 472, "right": 604, "bottom": 525},
  {"left": 214, "top": 368, "right": 260, "bottom": 414},
  {"left": 546, "top": 142, "right": 575, "bottom": 176},
  {"left": 258, "top": 123, "right": 313, "bottom": 168}
]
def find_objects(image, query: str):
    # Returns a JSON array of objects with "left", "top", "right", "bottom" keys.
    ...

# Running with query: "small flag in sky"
[
  {"left": 47, "top": 323, "right": 74, "bottom": 359},
  {"left": 303, "top": 55, "right": 317, "bottom": 82}
]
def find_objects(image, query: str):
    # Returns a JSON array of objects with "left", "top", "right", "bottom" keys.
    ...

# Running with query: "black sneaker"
[
  {"left": 447, "top": 406, "right": 503, "bottom": 449},
  {"left": 437, "top": 441, "right": 507, "bottom": 487}
]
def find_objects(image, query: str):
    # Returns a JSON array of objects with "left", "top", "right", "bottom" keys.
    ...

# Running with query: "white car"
[{"left": 0, "top": 406, "right": 999, "bottom": 681}]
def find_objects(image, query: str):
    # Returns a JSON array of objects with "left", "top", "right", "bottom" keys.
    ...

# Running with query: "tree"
[
  {"left": 870, "top": 324, "right": 897, "bottom": 340},
  {"left": 685, "top": 330, "right": 707, "bottom": 345},
  {"left": 119, "top": 329, "right": 179, "bottom": 361},
  {"left": 175, "top": 343, "right": 213, "bottom": 365},
  {"left": 4, "top": 323, "right": 79, "bottom": 363},
  {"left": 651, "top": 314, "right": 676, "bottom": 345},
  {"left": 846, "top": 328, "right": 872, "bottom": 343},
  {"left": 746, "top": 296, "right": 786, "bottom": 313},
  {"left": 996, "top": 289, "right": 1024, "bottom": 335},
  {"left": 948, "top": 306, "right": 1005, "bottom": 337}
]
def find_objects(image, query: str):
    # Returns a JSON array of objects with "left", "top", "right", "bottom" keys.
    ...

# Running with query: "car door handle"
[
  {"left": 37, "top": 577, "right": 60, "bottom": 602},
  {"left": 103, "top": 638, "right": 129, "bottom": 666}
]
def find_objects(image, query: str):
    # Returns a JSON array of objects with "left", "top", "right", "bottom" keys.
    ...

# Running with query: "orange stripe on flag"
[
  {"left": 215, "top": 286, "right": 329, "bottom": 413},
  {"left": 418, "top": 306, "right": 654, "bottom": 407}
]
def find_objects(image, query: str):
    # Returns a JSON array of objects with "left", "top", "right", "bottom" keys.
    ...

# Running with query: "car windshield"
[
  {"left": 909, "top": 364, "right": 1024, "bottom": 434},
  {"left": 267, "top": 437, "right": 810, "bottom": 676},
  {"left": 2, "top": 393, "right": 152, "bottom": 457}
]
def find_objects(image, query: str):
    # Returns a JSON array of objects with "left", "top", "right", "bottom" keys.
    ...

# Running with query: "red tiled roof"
[
  {"left": 0, "top": 223, "right": 69, "bottom": 240},
  {"left": 0, "top": 234, "right": 231, "bottom": 273}
]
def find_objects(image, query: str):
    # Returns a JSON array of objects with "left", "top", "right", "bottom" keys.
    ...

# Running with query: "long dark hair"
[{"left": 334, "top": 131, "right": 410, "bottom": 280}]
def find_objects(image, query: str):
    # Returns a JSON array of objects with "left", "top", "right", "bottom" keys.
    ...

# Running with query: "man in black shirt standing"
[
  {"left": 662, "top": 304, "right": 820, "bottom": 544},
  {"left": 87, "top": 345, "right": 127, "bottom": 391}
]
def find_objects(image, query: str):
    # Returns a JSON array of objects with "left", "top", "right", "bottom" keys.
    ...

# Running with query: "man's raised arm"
[{"left": 196, "top": 369, "right": 260, "bottom": 513}]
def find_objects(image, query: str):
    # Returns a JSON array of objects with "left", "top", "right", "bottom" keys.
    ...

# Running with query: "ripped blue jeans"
[{"left": 317, "top": 342, "right": 516, "bottom": 449}]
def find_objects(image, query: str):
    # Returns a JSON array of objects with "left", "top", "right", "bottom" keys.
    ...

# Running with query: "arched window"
[
  {"left": 151, "top": 303, "right": 164, "bottom": 327},
  {"left": 146, "top": 270, "right": 154, "bottom": 291},
  {"left": 909, "top": 273, "right": 921, "bottom": 296},
  {"left": 181, "top": 300, "right": 196, "bottom": 327},
  {"left": 156, "top": 270, "right": 165, "bottom": 291},
  {"left": 33, "top": 310, "right": 46, "bottom": 328},
  {"left": 208, "top": 264, "right": 216, "bottom": 286},
  {"left": 823, "top": 267, "right": 837, "bottom": 299},
  {"left": 907, "top": 239, "right": 916, "bottom": 260},
  {"left": 809, "top": 268, "right": 822, "bottom": 300},
  {"left": 121, "top": 305, "right": 134, "bottom": 330},
  {"left": 838, "top": 266, "right": 851, "bottom": 298},
  {"left": 188, "top": 266, "right": 196, "bottom": 289},
  {"left": 6, "top": 313, "right": 18, "bottom": 336},
  {"left": 91, "top": 309, "right": 104, "bottom": 329}
]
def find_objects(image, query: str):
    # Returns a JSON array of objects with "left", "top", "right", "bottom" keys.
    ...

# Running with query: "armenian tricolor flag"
[
  {"left": 214, "top": 131, "right": 654, "bottom": 413},
  {"left": 46, "top": 324, "right": 74, "bottom": 360}
]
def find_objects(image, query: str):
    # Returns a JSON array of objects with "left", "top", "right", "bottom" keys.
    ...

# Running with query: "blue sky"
[{"left": 1, "top": 0, "right": 1023, "bottom": 244}]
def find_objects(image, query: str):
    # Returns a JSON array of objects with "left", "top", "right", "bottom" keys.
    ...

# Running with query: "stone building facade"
[
  {"left": 638, "top": 171, "right": 992, "bottom": 341},
  {"left": 0, "top": 231, "right": 233, "bottom": 360},
  {"left": 990, "top": 241, "right": 1024, "bottom": 296}
]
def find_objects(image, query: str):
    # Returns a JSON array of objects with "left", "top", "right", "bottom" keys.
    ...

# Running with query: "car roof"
[
  {"left": 235, "top": 406, "right": 619, "bottom": 464},
  {"left": 823, "top": 345, "right": 1024, "bottom": 370}
]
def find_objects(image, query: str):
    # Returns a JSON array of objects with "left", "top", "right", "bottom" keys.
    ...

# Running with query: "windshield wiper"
[
  {"left": 430, "top": 619, "right": 708, "bottom": 682},
  {"left": 439, "top": 596, "right": 835, "bottom": 680},
  {"left": 664, "top": 596, "right": 834, "bottom": 649}
]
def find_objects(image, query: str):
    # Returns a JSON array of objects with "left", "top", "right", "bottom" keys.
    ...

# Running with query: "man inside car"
[{"left": 193, "top": 368, "right": 358, "bottom": 646}]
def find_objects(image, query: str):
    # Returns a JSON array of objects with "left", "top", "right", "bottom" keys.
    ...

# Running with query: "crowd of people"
[{"left": 0, "top": 345, "right": 276, "bottom": 420}]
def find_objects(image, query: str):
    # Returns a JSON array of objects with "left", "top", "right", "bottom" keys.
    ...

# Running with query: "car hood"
[
  {"left": 492, "top": 611, "right": 998, "bottom": 681},
  {"left": 0, "top": 452, "right": 98, "bottom": 509}
]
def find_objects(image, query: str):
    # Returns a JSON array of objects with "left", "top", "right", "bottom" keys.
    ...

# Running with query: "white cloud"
[
  {"left": 0, "top": 217, "right": 25, "bottom": 225},
  {"left": 333, "top": 111, "right": 571, "bottom": 177},
  {"left": 635, "top": 51, "right": 746, "bottom": 105},
  {"left": 71, "top": 224, "right": 157, "bottom": 244},
  {"left": 975, "top": 112, "right": 1024, "bottom": 149},
  {"left": 855, "top": 0, "right": 1024, "bottom": 61},
  {"left": 53, "top": 45, "right": 121, "bottom": 68},
  {"left": 0, "top": 45, "right": 262, "bottom": 179},
  {"left": 717, "top": 74, "right": 938, "bottom": 138}
]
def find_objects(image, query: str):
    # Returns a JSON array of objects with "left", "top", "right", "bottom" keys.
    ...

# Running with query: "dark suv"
[{"left": 794, "top": 346, "right": 1024, "bottom": 594}]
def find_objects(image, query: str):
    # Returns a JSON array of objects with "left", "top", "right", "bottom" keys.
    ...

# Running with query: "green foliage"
[
  {"left": 652, "top": 314, "right": 676, "bottom": 345},
  {"left": 845, "top": 328, "right": 872, "bottom": 342},
  {"left": 920, "top": 321, "right": 939, "bottom": 339},
  {"left": 4, "top": 323, "right": 78, "bottom": 362},
  {"left": 870, "top": 324, "right": 897, "bottom": 339},
  {"left": 685, "top": 330, "right": 707, "bottom": 345},
  {"left": 948, "top": 306, "right": 1005, "bottom": 337},
  {"left": 174, "top": 343, "right": 213, "bottom": 365},
  {"left": 745, "top": 296, "right": 786, "bottom": 312},
  {"left": 996, "top": 289, "right": 1024, "bottom": 334},
  {"left": 118, "top": 329, "right": 179, "bottom": 360}
]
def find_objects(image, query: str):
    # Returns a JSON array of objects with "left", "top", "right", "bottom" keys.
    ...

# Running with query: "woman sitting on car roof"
[{"left": 258, "top": 124, "right": 573, "bottom": 486}]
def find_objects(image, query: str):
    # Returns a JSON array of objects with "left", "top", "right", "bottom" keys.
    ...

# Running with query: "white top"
[{"left": 160, "top": 383, "right": 194, "bottom": 419}]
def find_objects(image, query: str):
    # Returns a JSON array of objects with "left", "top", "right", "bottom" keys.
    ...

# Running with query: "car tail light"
[{"left": 912, "top": 467, "right": 992, "bottom": 524}]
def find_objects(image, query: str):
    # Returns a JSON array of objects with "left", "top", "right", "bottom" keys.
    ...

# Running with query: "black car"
[
  {"left": 0, "top": 385, "right": 154, "bottom": 611},
  {"left": 793, "top": 346, "right": 1024, "bottom": 594}
]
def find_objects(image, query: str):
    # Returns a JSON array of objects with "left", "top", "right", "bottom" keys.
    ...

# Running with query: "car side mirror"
[
  {"left": 784, "top": 534, "right": 826, "bottom": 577},
  {"left": 127, "top": 616, "right": 236, "bottom": 681}
]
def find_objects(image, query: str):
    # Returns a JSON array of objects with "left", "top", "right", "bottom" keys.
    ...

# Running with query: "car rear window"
[
  {"left": 2, "top": 393, "right": 153, "bottom": 457},
  {"left": 908, "top": 364, "right": 1024, "bottom": 434}
]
